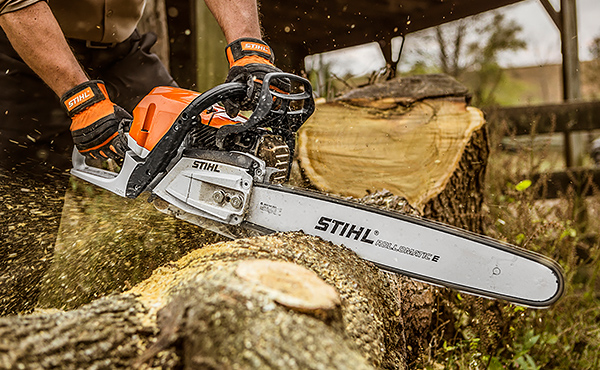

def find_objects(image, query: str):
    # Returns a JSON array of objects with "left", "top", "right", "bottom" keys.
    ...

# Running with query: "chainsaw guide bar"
[{"left": 71, "top": 73, "right": 564, "bottom": 308}]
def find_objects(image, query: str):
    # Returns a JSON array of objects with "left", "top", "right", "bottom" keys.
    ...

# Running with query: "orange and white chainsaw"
[{"left": 72, "top": 73, "right": 564, "bottom": 308}]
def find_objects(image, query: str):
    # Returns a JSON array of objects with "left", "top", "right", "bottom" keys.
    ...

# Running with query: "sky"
[{"left": 305, "top": 0, "right": 600, "bottom": 76}]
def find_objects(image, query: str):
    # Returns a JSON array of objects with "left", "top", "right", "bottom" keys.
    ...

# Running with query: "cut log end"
[{"left": 235, "top": 259, "right": 341, "bottom": 313}]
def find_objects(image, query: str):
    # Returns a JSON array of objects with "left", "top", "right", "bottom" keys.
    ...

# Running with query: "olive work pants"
[{"left": 0, "top": 29, "right": 177, "bottom": 315}]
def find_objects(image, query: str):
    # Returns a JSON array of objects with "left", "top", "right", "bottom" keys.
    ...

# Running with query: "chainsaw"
[{"left": 71, "top": 73, "right": 564, "bottom": 308}]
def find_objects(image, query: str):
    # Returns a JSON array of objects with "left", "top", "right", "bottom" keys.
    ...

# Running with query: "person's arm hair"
[
  {"left": 0, "top": 1, "right": 87, "bottom": 97},
  {"left": 203, "top": 0, "right": 262, "bottom": 43}
]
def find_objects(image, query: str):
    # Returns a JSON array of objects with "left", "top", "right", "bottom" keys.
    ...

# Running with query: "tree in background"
[
  {"left": 466, "top": 13, "right": 526, "bottom": 106},
  {"left": 434, "top": 19, "right": 470, "bottom": 78},
  {"left": 585, "top": 34, "right": 600, "bottom": 98},
  {"left": 406, "top": 12, "right": 526, "bottom": 107}
]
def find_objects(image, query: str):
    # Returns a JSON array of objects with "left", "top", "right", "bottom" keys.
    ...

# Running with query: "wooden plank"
[{"left": 486, "top": 101, "right": 600, "bottom": 135}]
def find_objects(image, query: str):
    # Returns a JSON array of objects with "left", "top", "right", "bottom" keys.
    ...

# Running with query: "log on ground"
[{"left": 0, "top": 232, "right": 407, "bottom": 369}]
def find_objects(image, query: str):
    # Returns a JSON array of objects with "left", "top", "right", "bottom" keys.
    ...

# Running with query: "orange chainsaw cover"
[
  {"left": 130, "top": 86, "right": 200, "bottom": 151},
  {"left": 130, "top": 86, "right": 246, "bottom": 151}
]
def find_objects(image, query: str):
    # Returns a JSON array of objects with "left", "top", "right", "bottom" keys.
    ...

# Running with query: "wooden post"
[
  {"left": 560, "top": 0, "right": 584, "bottom": 167},
  {"left": 540, "top": 0, "right": 587, "bottom": 227},
  {"left": 560, "top": 0, "right": 581, "bottom": 103},
  {"left": 540, "top": 0, "right": 583, "bottom": 166}
]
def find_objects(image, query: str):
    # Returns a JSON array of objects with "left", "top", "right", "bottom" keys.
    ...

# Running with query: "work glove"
[
  {"left": 61, "top": 80, "right": 131, "bottom": 161},
  {"left": 223, "top": 38, "right": 291, "bottom": 117}
]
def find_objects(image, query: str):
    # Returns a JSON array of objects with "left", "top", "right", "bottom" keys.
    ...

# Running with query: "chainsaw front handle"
[{"left": 215, "top": 72, "right": 315, "bottom": 149}]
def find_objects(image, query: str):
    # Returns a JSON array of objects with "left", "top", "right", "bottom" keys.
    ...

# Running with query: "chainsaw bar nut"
[
  {"left": 213, "top": 190, "right": 226, "bottom": 204},
  {"left": 230, "top": 195, "right": 244, "bottom": 209}
]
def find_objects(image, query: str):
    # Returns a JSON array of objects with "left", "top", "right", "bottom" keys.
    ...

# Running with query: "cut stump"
[{"left": 294, "top": 74, "right": 489, "bottom": 232}]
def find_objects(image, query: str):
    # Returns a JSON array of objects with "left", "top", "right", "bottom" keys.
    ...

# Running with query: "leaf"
[
  {"left": 545, "top": 334, "right": 559, "bottom": 345},
  {"left": 443, "top": 340, "right": 456, "bottom": 352},
  {"left": 514, "top": 353, "right": 539, "bottom": 370},
  {"left": 515, "top": 179, "right": 532, "bottom": 192},
  {"left": 559, "top": 228, "right": 577, "bottom": 241},
  {"left": 524, "top": 333, "right": 541, "bottom": 350},
  {"left": 486, "top": 356, "right": 505, "bottom": 370}
]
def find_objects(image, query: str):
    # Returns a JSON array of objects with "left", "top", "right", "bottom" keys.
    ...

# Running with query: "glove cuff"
[
  {"left": 60, "top": 80, "right": 109, "bottom": 117},
  {"left": 225, "top": 38, "right": 275, "bottom": 68}
]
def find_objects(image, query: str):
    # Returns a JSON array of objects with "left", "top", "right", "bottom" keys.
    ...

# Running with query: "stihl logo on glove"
[
  {"left": 65, "top": 87, "right": 94, "bottom": 111},
  {"left": 241, "top": 41, "right": 271, "bottom": 56},
  {"left": 61, "top": 80, "right": 131, "bottom": 161}
]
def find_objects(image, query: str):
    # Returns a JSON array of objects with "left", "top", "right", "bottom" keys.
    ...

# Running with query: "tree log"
[
  {"left": 293, "top": 74, "right": 489, "bottom": 232},
  {"left": 0, "top": 232, "right": 406, "bottom": 369}
]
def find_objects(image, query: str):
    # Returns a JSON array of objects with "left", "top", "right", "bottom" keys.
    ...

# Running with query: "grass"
[{"left": 415, "top": 124, "right": 600, "bottom": 369}]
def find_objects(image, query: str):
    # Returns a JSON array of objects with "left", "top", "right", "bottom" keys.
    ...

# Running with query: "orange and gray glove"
[
  {"left": 61, "top": 80, "right": 131, "bottom": 161},
  {"left": 223, "top": 38, "right": 291, "bottom": 117}
]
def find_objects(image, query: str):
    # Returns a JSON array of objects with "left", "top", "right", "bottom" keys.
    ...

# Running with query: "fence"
[{"left": 486, "top": 100, "right": 600, "bottom": 199}]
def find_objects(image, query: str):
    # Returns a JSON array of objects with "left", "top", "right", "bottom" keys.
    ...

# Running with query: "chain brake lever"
[{"left": 215, "top": 72, "right": 315, "bottom": 149}]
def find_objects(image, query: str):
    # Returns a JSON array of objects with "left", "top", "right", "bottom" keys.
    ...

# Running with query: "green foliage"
[
  {"left": 464, "top": 13, "right": 526, "bottom": 107},
  {"left": 416, "top": 123, "right": 600, "bottom": 369}
]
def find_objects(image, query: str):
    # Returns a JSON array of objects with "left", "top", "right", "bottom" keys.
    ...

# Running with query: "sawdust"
[
  {"left": 0, "top": 167, "right": 69, "bottom": 316},
  {"left": 36, "top": 177, "right": 226, "bottom": 311}
]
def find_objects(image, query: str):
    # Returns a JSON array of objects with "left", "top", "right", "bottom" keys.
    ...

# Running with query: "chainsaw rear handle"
[
  {"left": 215, "top": 72, "right": 315, "bottom": 149},
  {"left": 72, "top": 81, "right": 247, "bottom": 198},
  {"left": 72, "top": 72, "right": 314, "bottom": 199}
]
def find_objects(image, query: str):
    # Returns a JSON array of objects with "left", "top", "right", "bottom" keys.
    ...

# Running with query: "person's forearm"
[
  {"left": 0, "top": 1, "right": 87, "bottom": 97},
  {"left": 203, "top": 0, "right": 262, "bottom": 43}
]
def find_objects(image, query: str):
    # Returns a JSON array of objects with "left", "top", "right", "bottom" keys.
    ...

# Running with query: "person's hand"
[
  {"left": 223, "top": 38, "right": 290, "bottom": 117},
  {"left": 61, "top": 80, "right": 131, "bottom": 161}
]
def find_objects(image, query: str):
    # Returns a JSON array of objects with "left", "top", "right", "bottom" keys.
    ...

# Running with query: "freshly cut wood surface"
[{"left": 297, "top": 96, "right": 485, "bottom": 210}]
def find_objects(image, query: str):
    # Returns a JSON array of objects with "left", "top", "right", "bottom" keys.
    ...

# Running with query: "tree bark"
[{"left": 0, "top": 232, "right": 406, "bottom": 369}]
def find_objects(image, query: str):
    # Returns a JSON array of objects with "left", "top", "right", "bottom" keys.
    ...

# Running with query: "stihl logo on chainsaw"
[
  {"left": 192, "top": 160, "right": 220, "bottom": 172},
  {"left": 314, "top": 216, "right": 375, "bottom": 244}
]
